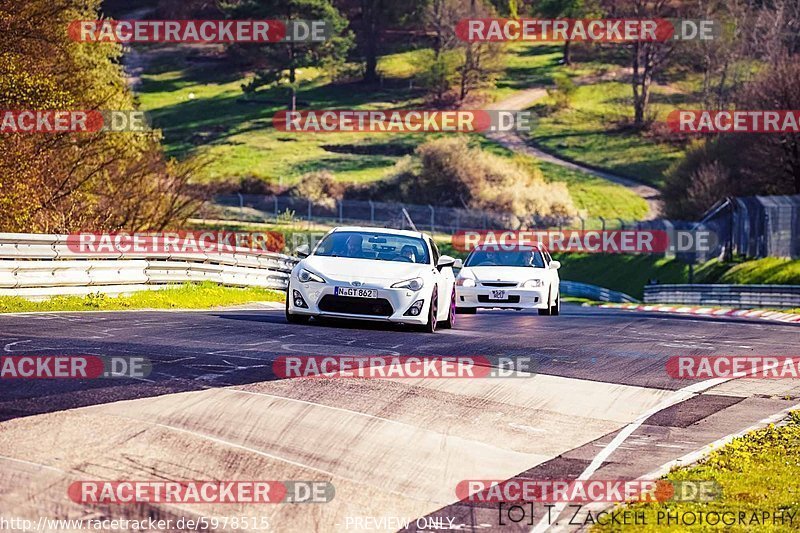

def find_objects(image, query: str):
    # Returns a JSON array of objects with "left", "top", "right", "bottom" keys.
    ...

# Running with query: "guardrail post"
[
  {"left": 237, "top": 192, "right": 244, "bottom": 217},
  {"left": 580, "top": 216, "right": 585, "bottom": 232},
  {"left": 338, "top": 200, "right": 343, "bottom": 223},
  {"left": 273, "top": 196, "right": 278, "bottom": 218},
  {"left": 599, "top": 217, "right": 606, "bottom": 231},
  {"left": 307, "top": 199, "right": 312, "bottom": 230},
  {"left": 428, "top": 205, "right": 435, "bottom": 233},
  {"left": 369, "top": 200, "right": 375, "bottom": 224}
]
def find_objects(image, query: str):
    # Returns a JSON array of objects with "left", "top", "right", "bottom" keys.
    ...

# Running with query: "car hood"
[
  {"left": 461, "top": 266, "right": 546, "bottom": 283},
  {"left": 302, "top": 256, "right": 430, "bottom": 283}
]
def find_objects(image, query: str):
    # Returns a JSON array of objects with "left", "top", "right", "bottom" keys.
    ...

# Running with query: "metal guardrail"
[
  {"left": 0, "top": 233, "right": 299, "bottom": 299},
  {"left": 644, "top": 284, "right": 800, "bottom": 309},
  {"left": 560, "top": 281, "right": 638, "bottom": 304}
]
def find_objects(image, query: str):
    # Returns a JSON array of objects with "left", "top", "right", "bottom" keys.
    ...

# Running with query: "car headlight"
[
  {"left": 523, "top": 279, "right": 543, "bottom": 288},
  {"left": 391, "top": 277, "right": 424, "bottom": 291},
  {"left": 298, "top": 268, "right": 325, "bottom": 283},
  {"left": 456, "top": 278, "right": 476, "bottom": 287}
]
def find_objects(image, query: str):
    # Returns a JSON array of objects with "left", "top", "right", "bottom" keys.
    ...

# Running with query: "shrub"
[
  {"left": 547, "top": 73, "right": 577, "bottom": 110},
  {"left": 378, "top": 137, "right": 577, "bottom": 226},
  {"left": 289, "top": 170, "right": 344, "bottom": 208}
]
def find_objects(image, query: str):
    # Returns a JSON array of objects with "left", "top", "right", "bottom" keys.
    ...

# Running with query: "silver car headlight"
[
  {"left": 391, "top": 277, "right": 424, "bottom": 291},
  {"left": 523, "top": 279, "right": 544, "bottom": 288},
  {"left": 298, "top": 268, "right": 325, "bottom": 283}
]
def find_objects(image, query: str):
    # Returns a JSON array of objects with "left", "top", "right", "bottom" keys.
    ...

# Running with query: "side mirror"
[
  {"left": 549, "top": 260, "right": 561, "bottom": 270},
  {"left": 437, "top": 255, "right": 456, "bottom": 270},
  {"left": 295, "top": 244, "right": 310, "bottom": 258},
  {"left": 453, "top": 258, "right": 463, "bottom": 269}
]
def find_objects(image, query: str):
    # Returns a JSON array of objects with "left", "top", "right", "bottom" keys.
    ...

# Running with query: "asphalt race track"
[{"left": 1, "top": 304, "right": 799, "bottom": 532}]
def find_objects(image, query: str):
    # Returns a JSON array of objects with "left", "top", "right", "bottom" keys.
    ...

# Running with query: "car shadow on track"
[{"left": 215, "top": 313, "right": 421, "bottom": 334}]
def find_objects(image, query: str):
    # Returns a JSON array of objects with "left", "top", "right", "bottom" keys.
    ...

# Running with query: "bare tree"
[{"left": 603, "top": 0, "right": 674, "bottom": 128}]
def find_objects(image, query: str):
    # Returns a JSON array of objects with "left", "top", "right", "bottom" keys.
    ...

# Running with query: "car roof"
[{"left": 331, "top": 226, "right": 427, "bottom": 239}]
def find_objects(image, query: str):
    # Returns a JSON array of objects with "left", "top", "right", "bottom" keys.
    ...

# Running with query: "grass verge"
[
  {"left": 593, "top": 412, "right": 800, "bottom": 532},
  {"left": 696, "top": 258, "right": 800, "bottom": 285},
  {"left": 0, "top": 282, "right": 285, "bottom": 313},
  {"left": 556, "top": 256, "right": 800, "bottom": 300},
  {"left": 554, "top": 253, "right": 688, "bottom": 299}
]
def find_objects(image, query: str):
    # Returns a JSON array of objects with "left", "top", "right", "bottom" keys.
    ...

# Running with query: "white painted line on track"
[
  {"left": 532, "top": 355, "right": 800, "bottom": 532},
  {"left": 0, "top": 454, "right": 65, "bottom": 474},
  {"left": 573, "top": 401, "right": 800, "bottom": 525},
  {"left": 530, "top": 377, "right": 729, "bottom": 533}
]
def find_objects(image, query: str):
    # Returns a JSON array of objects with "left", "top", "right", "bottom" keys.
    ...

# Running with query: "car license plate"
[
  {"left": 490, "top": 289, "right": 507, "bottom": 300},
  {"left": 335, "top": 287, "right": 378, "bottom": 298}
]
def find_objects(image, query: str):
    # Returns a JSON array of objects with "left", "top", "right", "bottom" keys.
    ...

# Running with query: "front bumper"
[
  {"left": 456, "top": 285, "right": 549, "bottom": 309},
  {"left": 287, "top": 280, "right": 430, "bottom": 325}
]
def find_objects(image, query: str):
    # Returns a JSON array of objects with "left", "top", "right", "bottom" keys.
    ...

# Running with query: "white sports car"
[
  {"left": 285, "top": 227, "right": 458, "bottom": 332},
  {"left": 455, "top": 244, "right": 561, "bottom": 315}
]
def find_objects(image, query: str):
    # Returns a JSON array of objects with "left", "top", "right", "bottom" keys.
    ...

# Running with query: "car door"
[
  {"left": 428, "top": 237, "right": 452, "bottom": 319},
  {"left": 542, "top": 247, "right": 559, "bottom": 302}
]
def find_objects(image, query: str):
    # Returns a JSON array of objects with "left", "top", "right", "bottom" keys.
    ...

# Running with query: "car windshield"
[
  {"left": 314, "top": 231, "right": 430, "bottom": 264},
  {"left": 465, "top": 249, "right": 545, "bottom": 268}
]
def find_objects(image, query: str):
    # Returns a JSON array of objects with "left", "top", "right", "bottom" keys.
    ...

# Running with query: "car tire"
[
  {"left": 285, "top": 285, "right": 310, "bottom": 324},
  {"left": 538, "top": 288, "right": 553, "bottom": 316},
  {"left": 423, "top": 285, "right": 439, "bottom": 333},
  {"left": 551, "top": 293, "right": 560, "bottom": 316},
  {"left": 441, "top": 288, "right": 456, "bottom": 329}
]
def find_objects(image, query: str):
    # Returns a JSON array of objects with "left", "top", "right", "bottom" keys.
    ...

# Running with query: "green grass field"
[
  {"left": 696, "top": 257, "right": 800, "bottom": 285},
  {"left": 135, "top": 41, "right": 682, "bottom": 219},
  {"left": 594, "top": 412, "right": 800, "bottom": 533},
  {"left": 0, "top": 282, "right": 284, "bottom": 313},
  {"left": 529, "top": 80, "right": 692, "bottom": 188},
  {"left": 137, "top": 48, "right": 428, "bottom": 184}
]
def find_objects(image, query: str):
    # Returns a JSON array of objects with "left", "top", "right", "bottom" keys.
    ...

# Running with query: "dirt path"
[{"left": 485, "top": 87, "right": 663, "bottom": 219}]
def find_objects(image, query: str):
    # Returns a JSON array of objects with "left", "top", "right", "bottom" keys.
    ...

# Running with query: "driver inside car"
[{"left": 399, "top": 245, "right": 417, "bottom": 263}]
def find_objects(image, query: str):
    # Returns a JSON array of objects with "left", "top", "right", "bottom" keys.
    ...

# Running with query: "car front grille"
[
  {"left": 478, "top": 295, "right": 521, "bottom": 303},
  {"left": 319, "top": 295, "right": 394, "bottom": 317}
]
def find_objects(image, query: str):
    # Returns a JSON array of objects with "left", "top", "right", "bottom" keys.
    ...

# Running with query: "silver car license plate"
[{"left": 335, "top": 287, "right": 378, "bottom": 298}]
